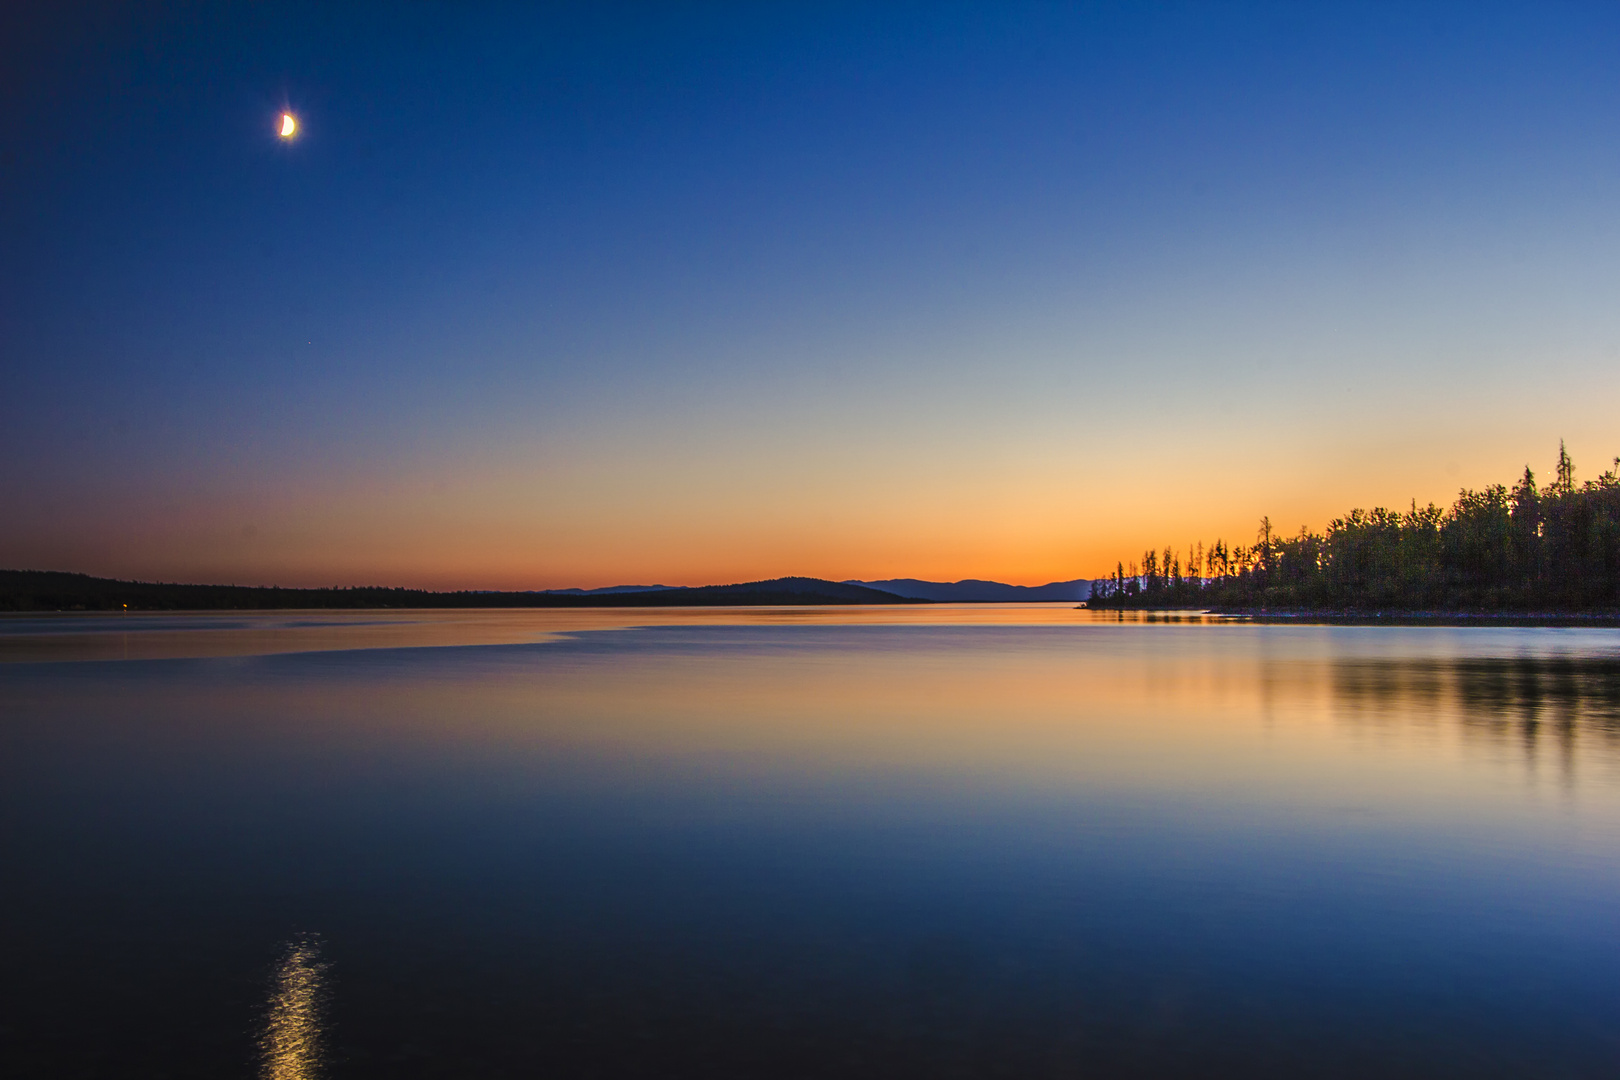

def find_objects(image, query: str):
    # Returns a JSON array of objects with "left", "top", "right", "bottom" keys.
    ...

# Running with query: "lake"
[{"left": 3, "top": 606, "right": 1619, "bottom": 1077}]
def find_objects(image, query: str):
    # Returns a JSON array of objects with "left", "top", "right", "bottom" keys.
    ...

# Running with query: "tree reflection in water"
[{"left": 1334, "top": 653, "right": 1620, "bottom": 788}]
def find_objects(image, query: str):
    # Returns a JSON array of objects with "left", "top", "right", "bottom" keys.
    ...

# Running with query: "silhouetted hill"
[
  {"left": 542, "top": 584, "right": 681, "bottom": 595},
  {"left": 846, "top": 577, "right": 1092, "bottom": 602},
  {"left": 668, "top": 577, "right": 919, "bottom": 604},
  {"left": 0, "top": 571, "right": 920, "bottom": 611},
  {"left": 524, "top": 578, "right": 921, "bottom": 607}
]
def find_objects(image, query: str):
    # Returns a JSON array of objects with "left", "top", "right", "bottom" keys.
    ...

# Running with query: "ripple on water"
[{"left": 260, "top": 934, "right": 328, "bottom": 1080}]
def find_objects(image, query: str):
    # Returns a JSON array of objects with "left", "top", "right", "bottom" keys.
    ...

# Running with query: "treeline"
[
  {"left": 1089, "top": 444, "right": 1620, "bottom": 612},
  {"left": 0, "top": 572, "right": 920, "bottom": 611},
  {"left": 0, "top": 572, "right": 546, "bottom": 612}
]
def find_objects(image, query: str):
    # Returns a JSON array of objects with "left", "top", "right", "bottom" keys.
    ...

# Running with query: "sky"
[{"left": 4, "top": 1, "right": 1620, "bottom": 590}]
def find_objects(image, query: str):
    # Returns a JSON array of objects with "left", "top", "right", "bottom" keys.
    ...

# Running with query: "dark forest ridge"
[
  {"left": 1089, "top": 444, "right": 1620, "bottom": 614},
  {"left": 0, "top": 573, "right": 922, "bottom": 612},
  {"left": 544, "top": 578, "right": 1093, "bottom": 602},
  {"left": 844, "top": 578, "right": 1091, "bottom": 602}
]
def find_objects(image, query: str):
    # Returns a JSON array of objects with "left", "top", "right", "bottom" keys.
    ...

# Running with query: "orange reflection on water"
[
  {"left": 0, "top": 605, "right": 1216, "bottom": 664},
  {"left": 8, "top": 612, "right": 1617, "bottom": 830},
  {"left": 260, "top": 935, "right": 327, "bottom": 1080}
]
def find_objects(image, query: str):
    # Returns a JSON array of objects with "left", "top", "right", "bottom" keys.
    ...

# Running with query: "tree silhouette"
[{"left": 1088, "top": 446, "right": 1620, "bottom": 613}]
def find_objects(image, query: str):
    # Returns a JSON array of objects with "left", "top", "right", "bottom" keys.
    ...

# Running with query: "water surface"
[{"left": 3, "top": 607, "right": 1618, "bottom": 1077}]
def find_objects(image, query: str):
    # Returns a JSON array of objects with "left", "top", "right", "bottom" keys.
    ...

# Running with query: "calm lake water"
[{"left": 3, "top": 606, "right": 1619, "bottom": 1078}]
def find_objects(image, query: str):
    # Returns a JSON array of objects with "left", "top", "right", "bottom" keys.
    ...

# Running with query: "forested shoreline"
[
  {"left": 1089, "top": 444, "right": 1620, "bottom": 613},
  {"left": 0, "top": 573, "right": 918, "bottom": 612}
]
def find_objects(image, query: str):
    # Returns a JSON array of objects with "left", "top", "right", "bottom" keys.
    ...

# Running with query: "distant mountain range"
[
  {"left": 1, "top": 570, "right": 1089, "bottom": 611},
  {"left": 571, "top": 578, "right": 919, "bottom": 606},
  {"left": 549, "top": 577, "right": 1092, "bottom": 602},
  {"left": 542, "top": 584, "right": 682, "bottom": 595},
  {"left": 843, "top": 578, "right": 1092, "bottom": 602}
]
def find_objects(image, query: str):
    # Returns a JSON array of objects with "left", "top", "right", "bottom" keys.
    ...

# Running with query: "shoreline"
[{"left": 1088, "top": 606, "right": 1620, "bottom": 627}]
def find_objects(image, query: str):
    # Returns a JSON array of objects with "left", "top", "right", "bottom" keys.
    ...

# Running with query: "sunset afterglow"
[
  {"left": 7, "top": 7, "right": 1620, "bottom": 1073},
  {"left": 5, "top": 4, "right": 1618, "bottom": 590}
]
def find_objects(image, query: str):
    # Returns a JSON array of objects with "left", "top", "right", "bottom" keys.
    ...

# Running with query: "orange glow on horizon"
[{"left": 6, "top": 426, "right": 1615, "bottom": 593}]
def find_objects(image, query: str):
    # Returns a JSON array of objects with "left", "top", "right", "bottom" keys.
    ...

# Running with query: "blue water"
[{"left": 3, "top": 611, "right": 1618, "bottom": 1077}]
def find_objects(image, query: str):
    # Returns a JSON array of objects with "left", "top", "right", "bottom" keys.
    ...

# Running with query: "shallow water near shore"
[{"left": 4, "top": 606, "right": 1620, "bottom": 1077}]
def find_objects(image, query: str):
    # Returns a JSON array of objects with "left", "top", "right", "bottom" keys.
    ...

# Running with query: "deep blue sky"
[{"left": 5, "top": 2, "right": 1619, "bottom": 587}]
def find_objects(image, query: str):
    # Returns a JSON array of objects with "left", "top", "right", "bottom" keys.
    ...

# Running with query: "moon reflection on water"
[{"left": 260, "top": 934, "right": 327, "bottom": 1080}]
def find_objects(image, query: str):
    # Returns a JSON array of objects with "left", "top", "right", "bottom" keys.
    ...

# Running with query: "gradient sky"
[{"left": 5, "top": 1, "right": 1620, "bottom": 589}]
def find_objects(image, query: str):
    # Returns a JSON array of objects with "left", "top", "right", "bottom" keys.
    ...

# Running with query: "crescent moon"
[{"left": 279, "top": 113, "right": 297, "bottom": 138}]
